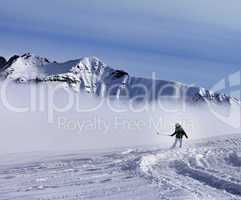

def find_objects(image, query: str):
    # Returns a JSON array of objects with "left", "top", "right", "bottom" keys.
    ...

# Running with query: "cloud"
[
  {"left": 0, "top": 0, "right": 241, "bottom": 88},
  {"left": 0, "top": 82, "right": 239, "bottom": 154}
]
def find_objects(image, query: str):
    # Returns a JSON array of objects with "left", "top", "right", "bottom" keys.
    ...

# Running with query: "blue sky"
[{"left": 0, "top": 0, "right": 241, "bottom": 89}]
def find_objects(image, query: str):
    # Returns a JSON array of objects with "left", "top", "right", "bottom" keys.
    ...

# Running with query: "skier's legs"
[
  {"left": 171, "top": 138, "right": 178, "bottom": 149},
  {"left": 179, "top": 138, "right": 183, "bottom": 148}
]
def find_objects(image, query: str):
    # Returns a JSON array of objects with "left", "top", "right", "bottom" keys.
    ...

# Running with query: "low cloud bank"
[{"left": 0, "top": 83, "right": 240, "bottom": 154}]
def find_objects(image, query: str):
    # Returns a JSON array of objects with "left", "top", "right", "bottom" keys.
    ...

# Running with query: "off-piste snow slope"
[
  {"left": 0, "top": 53, "right": 239, "bottom": 106},
  {"left": 0, "top": 134, "right": 241, "bottom": 200}
]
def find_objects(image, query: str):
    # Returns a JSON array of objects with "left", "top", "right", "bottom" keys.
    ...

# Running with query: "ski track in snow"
[{"left": 0, "top": 135, "right": 241, "bottom": 200}]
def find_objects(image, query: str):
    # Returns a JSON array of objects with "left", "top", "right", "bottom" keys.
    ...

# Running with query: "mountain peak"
[
  {"left": 0, "top": 53, "right": 51, "bottom": 81},
  {"left": 0, "top": 56, "right": 7, "bottom": 68},
  {"left": 21, "top": 52, "right": 33, "bottom": 59},
  {"left": 71, "top": 56, "right": 106, "bottom": 75},
  {"left": 20, "top": 53, "right": 50, "bottom": 64}
]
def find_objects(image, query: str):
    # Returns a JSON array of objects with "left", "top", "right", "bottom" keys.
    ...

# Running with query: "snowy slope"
[
  {"left": 138, "top": 135, "right": 241, "bottom": 199},
  {"left": 0, "top": 134, "right": 241, "bottom": 200},
  {"left": 0, "top": 53, "right": 239, "bottom": 105},
  {"left": 0, "top": 53, "right": 50, "bottom": 82}
]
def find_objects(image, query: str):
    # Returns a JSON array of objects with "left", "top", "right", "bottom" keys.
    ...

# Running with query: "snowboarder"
[{"left": 170, "top": 123, "right": 188, "bottom": 149}]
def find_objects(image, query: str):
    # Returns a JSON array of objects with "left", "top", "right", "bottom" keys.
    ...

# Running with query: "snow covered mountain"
[{"left": 0, "top": 53, "right": 239, "bottom": 105}]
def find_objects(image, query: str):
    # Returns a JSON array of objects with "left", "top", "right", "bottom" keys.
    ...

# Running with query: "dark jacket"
[{"left": 171, "top": 127, "right": 188, "bottom": 139}]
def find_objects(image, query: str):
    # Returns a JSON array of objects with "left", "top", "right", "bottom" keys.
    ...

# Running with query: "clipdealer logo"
[{"left": 207, "top": 71, "right": 241, "bottom": 128}]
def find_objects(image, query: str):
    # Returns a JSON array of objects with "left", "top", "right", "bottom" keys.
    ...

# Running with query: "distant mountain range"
[{"left": 0, "top": 53, "right": 239, "bottom": 106}]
